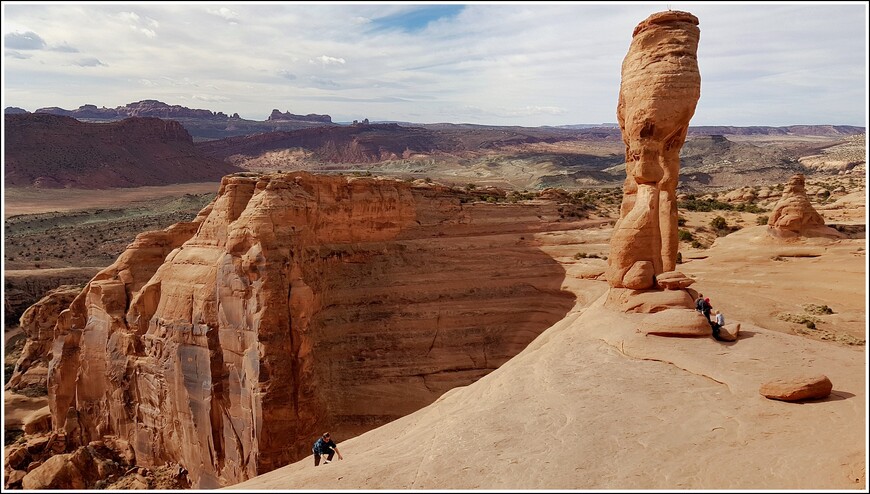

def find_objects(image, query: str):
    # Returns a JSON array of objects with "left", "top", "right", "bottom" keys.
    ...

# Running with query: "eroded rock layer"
[
  {"left": 46, "top": 173, "right": 576, "bottom": 487},
  {"left": 607, "top": 10, "right": 701, "bottom": 289}
]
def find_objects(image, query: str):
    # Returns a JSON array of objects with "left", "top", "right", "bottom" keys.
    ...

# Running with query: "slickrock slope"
[
  {"left": 768, "top": 173, "right": 846, "bottom": 238},
  {"left": 231, "top": 281, "right": 866, "bottom": 490},
  {"left": 44, "top": 172, "right": 579, "bottom": 488},
  {"left": 4, "top": 113, "right": 241, "bottom": 188},
  {"left": 607, "top": 10, "right": 701, "bottom": 288}
]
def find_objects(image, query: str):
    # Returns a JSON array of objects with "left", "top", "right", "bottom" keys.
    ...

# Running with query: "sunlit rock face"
[
  {"left": 607, "top": 10, "right": 701, "bottom": 289},
  {"left": 47, "top": 172, "right": 575, "bottom": 487},
  {"left": 767, "top": 173, "right": 845, "bottom": 239}
]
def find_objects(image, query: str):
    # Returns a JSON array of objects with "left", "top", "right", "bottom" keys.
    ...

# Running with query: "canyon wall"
[{"left": 46, "top": 173, "right": 576, "bottom": 487}]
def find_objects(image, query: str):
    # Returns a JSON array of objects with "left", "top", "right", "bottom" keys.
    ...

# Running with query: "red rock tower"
[{"left": 606, "top": 11, "right": 701, "bottom": 289}]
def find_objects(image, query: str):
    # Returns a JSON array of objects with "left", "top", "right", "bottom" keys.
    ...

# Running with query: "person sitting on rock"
[
  {"left": 312, "top": 432, "right": 343, "bottom": 466},
  {"left": 703, "top": 297, "right": 713, "bottom": 322},
  {"left": 711, "top": 310, "right": 726, "bottom": 341}
]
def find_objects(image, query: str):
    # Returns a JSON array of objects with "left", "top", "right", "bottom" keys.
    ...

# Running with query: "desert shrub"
[
  {"left": 680, "top": 198, "right": 766, "bottom": 214},
  {"left": 777, "top": 313, "right": 821, "bottom": 326},
  {"left": 690, "top": 240, "right": 705, "bottom": 249},
  {"left": 573, "top": 252, "right": 601, "bottom": 260},
  {"left": 678, "top": 229, "right": 694, "bottom": 242},
  {"left": 802, "top": 303, "right": 834, "bottom": 315},
  {"left": 733, "top": 202, "right": 767, "bottom": 214},
  {"left": 677, "top": 216, "right": 687, "bottom": 227},
  {"left": 4, "top": 429, "right": 23, "bottom": 446},
  {"left": 756, "top": 215, "right": 769, "bottom": 226},
  {"left": 805, "top": 321, "right": 816, "bottom": 329},
  {"left": 710, "top": 216, "right": 728, "bottom": 230},
  {"left": 3, "top": 364, "right": 14, "bottom": 384},
  {"left": 465, "top": 183, "right": 477, "bottom": 191}
]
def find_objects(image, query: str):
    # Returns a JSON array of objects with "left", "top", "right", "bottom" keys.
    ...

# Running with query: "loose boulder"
[
  {"left": 656, "top": 271, "right": 695, "bottom": 290},
  {"left": 717, "top": 322, "right": 740, "bottom": 342},
  {"left": 759, "top": 374, "right": 833, "bottom": 401}
]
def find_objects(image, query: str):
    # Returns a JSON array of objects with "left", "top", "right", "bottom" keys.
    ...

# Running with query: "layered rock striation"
[
  {"left": 45, "top": 172, "right": 576, "bottom": 487},
  {"left": 767, "top": 173, "right": 845, "bottom": 238},
  {"left": 607, "top": 10, "right": 701, "bottom": 290}
]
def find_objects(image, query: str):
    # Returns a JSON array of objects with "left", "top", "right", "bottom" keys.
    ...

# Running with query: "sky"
[{"left": 1, "top": 1, "right": 867, "bottom": 127}]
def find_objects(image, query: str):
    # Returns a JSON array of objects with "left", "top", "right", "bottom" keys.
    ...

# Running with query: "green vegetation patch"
[{"left": 679, "top": 197, "right": 767, "bottom": 214}]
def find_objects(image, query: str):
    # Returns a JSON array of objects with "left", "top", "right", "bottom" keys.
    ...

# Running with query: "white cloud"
[
  {"left": 192, "top": 94, "right": 229, "bottom": 102},
  {"left": 2, "top": 4, "right": 865, "bottom": 126},
  {"left": 74, "top": 57, "right": 106, "bottom": 67},
  {"left": 5, "top": 50, "right": 32, "bottom": 59},
  {"left": 208, "top": 7, "right": 240, "bottom": 23},
  {"left": 4, "top": 31, "right": 46, "bottom": 50},
  {"left": 50, "top": 43, "right": 79, "bottom": 53},
  {"left": 118, "top": 11, "right": 157, "bottom": 38},
  {"left": 309, "top": 55, "right": 346, "bottom": 66}
]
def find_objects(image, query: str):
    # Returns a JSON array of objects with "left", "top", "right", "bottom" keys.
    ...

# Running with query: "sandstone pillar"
[{"left": 607, "top": 10, "right": 701, "bottom": 288}]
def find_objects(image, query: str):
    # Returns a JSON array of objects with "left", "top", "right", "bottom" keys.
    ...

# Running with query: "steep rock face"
[
  {"left": 607, "top": 10, "right": 701, "bottom": 289},
  {"left": 6, "top": 285, "right": 82, "bottom": 392},
  {"left": 767, "top": 174, "right": 845, "bottom": 238},
  {"left": 46, "top": 173, "right": 576, "bottom": 488},
  {"left": 4, "top": 114, "right": 241, "bottom": 188},
  {"left": 4, "top": 268, "right": 100, "bottom": 328}
]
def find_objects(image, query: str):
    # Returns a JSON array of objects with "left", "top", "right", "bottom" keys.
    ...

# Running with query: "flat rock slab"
[
  {"left": 760, "top": 375, "right": 833, "bottom": 401},
  {"left": 656, "top": 271, "right": 696, "bottom": 290},
  {"left": 640, "top": 308, "right": 711, "bottom": 337}
]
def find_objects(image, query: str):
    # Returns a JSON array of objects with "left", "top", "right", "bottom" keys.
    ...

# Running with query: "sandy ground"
[
  {"left": 231, "top": 222, "right": 867, "bottom": 490},
  {"left": 3, "top": 183, "right": 220, "bottom": 218}
]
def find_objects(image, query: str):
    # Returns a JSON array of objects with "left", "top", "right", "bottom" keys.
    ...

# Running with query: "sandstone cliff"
[{"left": 45, "top": 172, "right": 577, "bottom": 487}]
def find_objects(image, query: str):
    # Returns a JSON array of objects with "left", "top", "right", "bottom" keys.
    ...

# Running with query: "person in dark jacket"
[
  {"left": 702, "top": 297, "right": 713, "bottom": 322},
  {"left": 312, "top": 432, "right": 343, "bottom": 466}
]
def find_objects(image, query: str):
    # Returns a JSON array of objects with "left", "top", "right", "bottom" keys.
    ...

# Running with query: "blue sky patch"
[{"left": 370, "top": 5, "right": 465, "bottom": 33}]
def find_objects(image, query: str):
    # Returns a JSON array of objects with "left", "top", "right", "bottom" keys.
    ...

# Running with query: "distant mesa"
[
  {"left": 4, "top": 113, "right": 241, "bottom": 188},
  {"left": 33, "top": 99, "right": 230, "bottom": 120},
  {"left": 4, "top": 106, "right": 28, "bottom": 114},
  {"left": 267, "top": 108, "right": 332, "bottom": 123}
]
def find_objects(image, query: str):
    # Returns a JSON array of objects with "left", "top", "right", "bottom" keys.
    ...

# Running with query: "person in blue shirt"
[{"left": 312, "top": 432, "right": 343, "bottom": 466}]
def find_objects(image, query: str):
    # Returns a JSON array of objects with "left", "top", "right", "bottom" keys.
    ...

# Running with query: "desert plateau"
[{"left": 2, "top": 3, "right": 867, "bottom": 492}]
